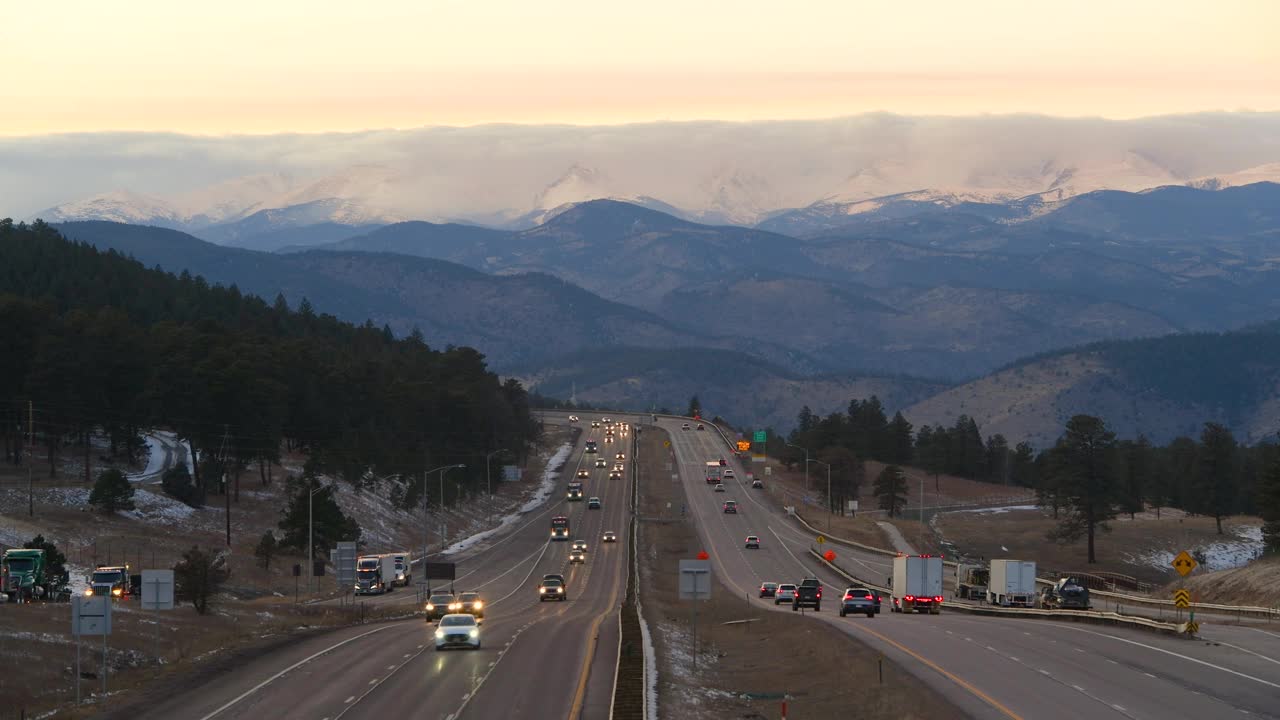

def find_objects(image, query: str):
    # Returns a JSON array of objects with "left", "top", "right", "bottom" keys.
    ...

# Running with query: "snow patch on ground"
[
  {"left": 331, "top": 477, "right": 420, "bottom": 549},
  {"left": 128, "top": 431, "right": 180, "bottom": 482},
  {"left": 120, "top": 489, "right": 196, "bottom": 525},
  {"left": 1127, "top": 524, "right": 1264, "bottom": 571},
  {"left": 442, "top": 441, "right": 573, "bottom": 556},
  {"left": 659, "top": 621, "right": 719, "bottom": 706},
  {"left": 945, "top": 504, "right": 1041, "bottom": 515}
]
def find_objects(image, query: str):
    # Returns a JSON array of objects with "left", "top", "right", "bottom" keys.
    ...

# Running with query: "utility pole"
[
  {"left": 28, "top": 401, "right": 34, "bottom": 517},
  {"left": 787, "top": 442, "right": 809, "bottom": 491},
  {"left": 440, "top": 464, "right": 465, "bottom": 550},
  {"left": 808, "top": 458, "right": 833, "bottom": 530},
  {"left": 218, "top": 427, "right": 231, "bottom": 547},
  {"left": 307, "top": 481, "right": 324, "bottom": 593},
  {"left": 485, "top": 449, "right": 506, "bottom": 525}
]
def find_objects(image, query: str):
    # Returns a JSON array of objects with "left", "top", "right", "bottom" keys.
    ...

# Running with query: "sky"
[{"left": 4, "top": 0, "right": 1278, "bottom": 135}]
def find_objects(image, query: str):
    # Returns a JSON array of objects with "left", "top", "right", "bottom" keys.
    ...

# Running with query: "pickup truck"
[{"left": 792, "top": 577, "right": 822, "bottom": 611}]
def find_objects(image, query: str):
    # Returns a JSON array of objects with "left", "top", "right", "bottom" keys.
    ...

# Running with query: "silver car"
[{"left": 774, "top": 583, "right": 798, "bottom": 605}]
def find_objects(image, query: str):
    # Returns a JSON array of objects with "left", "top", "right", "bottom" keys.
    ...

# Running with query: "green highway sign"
[{"left": 753, "top": 430, "right": 767, "bottom": 443}]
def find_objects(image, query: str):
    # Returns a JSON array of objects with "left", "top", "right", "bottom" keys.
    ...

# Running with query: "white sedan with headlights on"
[{"left": 435, "top": 613, "right": 481, "bottom": 650}]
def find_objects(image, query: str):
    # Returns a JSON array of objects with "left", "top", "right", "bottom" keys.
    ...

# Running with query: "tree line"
[
  {"left": 0, "top": 220, "right": 541, "bottom": 526},
  {"left": 780, "top": 397, "right": 1280, "bottom": 560}
]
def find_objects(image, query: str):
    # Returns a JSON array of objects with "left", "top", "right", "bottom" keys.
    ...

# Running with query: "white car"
[
  {"left": 723, "top": 469, "right": 735, "bottom": 479},
  {"left": 681, "top": 423, "right": 690, "bottom": 430},
  {"left": 603, "top": 531, "right": 617, "bottom": 543},
  {"left": 775, "top": 584, "right": 798, "bottom": 605},
  {"left": 714, "top": 483, "right": 726, "bottom": 492},
  {"left": 435, "top": 614, "right": 481, "bottom": 650},
  {"left": 568, "top": 415, "right": 579, "bottom": 422}
]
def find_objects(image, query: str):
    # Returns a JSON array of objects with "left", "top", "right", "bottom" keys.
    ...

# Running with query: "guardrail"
[{"left": 807, "top": 549, "right": 1185, "bottom": 636}]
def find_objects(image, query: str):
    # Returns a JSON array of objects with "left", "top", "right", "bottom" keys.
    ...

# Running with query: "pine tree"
[
  {"left": 89, "top": 468, "right": 136, "bottom": 513},
  {"left": 887, "top": 412, "right": 914, "bottom": 465},
  {"left": 173, "top": 546, "right": 230, "bottom": 615},
  {"left": 254, "top": 531, "right": 279, "bottom": 571},
  {"left": 1120, "top": 435, "right": 1153, "bottom": 520},
  {"left": 1194, "top": 423, "right": 1237, "bottom": 535},
  {"left": 23, "top": 534, "right": 68, "bottom": 583},
  {"left": 277, "top": 479, "right": 361, "bottom": 558},
  {"left": 1258, "top": 443, "right": 1280, "bottom": 554},
  {"left": 687, "top": 395, "right": 702, "bottom": 418},
  {"left": 985, "top": 434, "right": 1010, "bottom": 483},
  {"left": 874, "top": 465, "right": 908, "bottom": 518},
  {"left": 796, "top": 405, "right": 816, "bottom": 434},
  {"left": 1046, "top": 415, "right": 1119, "bottom": 564},
  {"left": 1010, "top": 442, "right": 1038, "bottom": 488}
]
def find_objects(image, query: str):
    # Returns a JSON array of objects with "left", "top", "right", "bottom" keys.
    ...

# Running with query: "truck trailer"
[
  {"left": 389, "top": 552, "right": 412, "bottom": 586},
  {"left": 987, "top": 559, "right": 1037, "bottom": 607},
  {"left": 355, "top": 555, "right": 397, "bottom": 595},
  {"left": 891, "top": 555, "right": 943, "bottom": 614},
  {"left": 954, "top": 563, "right": 989, "bottom": 601}
]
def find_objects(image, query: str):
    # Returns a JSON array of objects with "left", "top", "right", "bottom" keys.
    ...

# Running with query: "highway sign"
[
  {"left": 501, "top": 465, "right": 521, "bottom": 482},
  {"left": 140, "top": 570, "right": 174, "bottom": 611},
  {"left": 1185, "top": 620, "right": 1200, "bottom": 634},
  {"left": 753, "top": 430, "right": 767, "bottom": 442},
  {"left": 335, "top": 542, "right": 358, "bottom": 587},
  {"left": 736, "top": 440, "right": 751, "bottom": 451},
  {"left": 816, "top": 535, "right": 826, "bottom": 545},
  {"left": 423, "top": 562, "right": 456, "bottom": 580},
  {"left": 679, "top": 559, "right": 712, "bottom": 600},
  {"left": 1171, "top": 550, "right": 1198, "bottom": 577},
  {"left": 73, "top": 595, "right": 111, "bottom": 636},
  {"left": 751, "top": 453, "right": 766, "bottom": 463},
  {"left": 1173, "top": 588, "right": 1191, "bottom": 608}
]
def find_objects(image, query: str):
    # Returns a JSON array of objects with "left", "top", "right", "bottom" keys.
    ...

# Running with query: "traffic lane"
[{"left": 1197, "top": 623, "right": 1280, "bottom": 667}]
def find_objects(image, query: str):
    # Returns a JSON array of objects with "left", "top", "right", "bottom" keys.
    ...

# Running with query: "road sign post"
[
  {"left": 680, "top": 558, "right": 712, "bottom": 672},
  {"left": 141, "top": 569, "right": 174, "bottom": 665},
  {"left": 1171, "top": 550, "right": 1198, "bottom": 577},
  {"left": 73, "top": 595, "right": 112, "bottom": 703}
]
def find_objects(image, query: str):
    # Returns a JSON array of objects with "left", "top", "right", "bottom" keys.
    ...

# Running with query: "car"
[
  {"left": 751, "top": 479, "right": 764, "bottom": 489},
  {"left": 682, "top": 423, "right": 690, "bottom": 430},
  {"left": 588, "top": 497, "right": 601, "bottom": 509},
  {"left": 457, "top": 591, "right": 485, "bottom": 620},
  {"left": 543, "top": 573, "right": 565, "bottom": 585},
  {"left": 774, "top": 583, "right": 798, "bottom": 605},
  {"left": 722, "top": 500, "right": 737, "bottom": 514},
  {"left": 615, "top": 452, "right": 626, "bottom": 460},
  {"left": 539, "top": 578, "right": 567, "bottom": 601},
  {"left": 577, "top": 469, "right": 590, "bottom": 479},
  {"left": 714, "top": 483, "right": 726, "bottom": 492},
  {"left": 424, "top": 593, "right": 457, "bottom": 622},
  {"left": 568, "top": 415, "right": 579, "bottom": 423},
  {"left": 602, "top": 531, "right": 617, "bottom": 543},
  {"left": 697, "top": 423, "right": 705, "bottom": 430},
  {"left": 591, "top": 421, "right": 600, "bottom": 428},
  {"left": 435, "top": 613, "right": 481, "bottom": 650},
  {"left": 613, "top": 463, "right": 625, "bottom": 472},
  {"left": 718, "top": 457, "right": 727, "bottom": 466},
  {"left": 569, "top": 550, "right": 586, "bottom": 564},
  {"left": 602, "top": 417, "right": 612, "bottom": 423},
  {"left": 840, "top": 587, "right": 878, "bottom": 618},
  {"left": 794, "top": 577, "right": 822, "bottom": 611},
  {"left": 723, "top": 469, "right": 735, "bottom": 479},
  {"left": 572, "top": 539, "right": 588, "bottom": 552},
  {"left": 608, "top": 471, "right": 621, "bottom": 481},
  {"left": 745, "top": 535, "right": 760, "bottom": 549},
  {"left": 759, "top": 582, "right": 779, "bottom": 598},
  {"left": 604, "top": 436, "right": 614, "bottom": 443},
  {"left": 595, "top": 458, "right": 607, "bottom": 468}
]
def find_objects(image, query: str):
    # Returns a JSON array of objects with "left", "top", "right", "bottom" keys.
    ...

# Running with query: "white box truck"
[
  {"left": 354, "top": 555, "right": 397, "bottom": 595},
  {"left": 389, "top": 552, "right": 411, "bottom": 587},
  {"left": 987, "top": 559, "right": 1037, "bottom": 607},
  {"left": 891, "top": 555, "right": 943, "bottom": 614}
]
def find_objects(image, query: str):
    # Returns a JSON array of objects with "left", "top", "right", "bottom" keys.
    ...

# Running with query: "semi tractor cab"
[
  {"left": 567, "top": 482, "right": 584, "bottom": 501},
  {"left": 550, "top": 516, "right": 571, "bottom": 540},
  {"left": 2, "top": 549, "right": 70, "bottom": 603},
  {"left": 585, "top": 440, "right": 598, "bottom": 454},
  {"left": 355, "top": 555, "right": 396, "bottom": 595},
  {"left": 891, "top": 554, "right": 943, "bottom": 614},
  {"left": 87, "top": 565, "right": 135, "bottom": 600}
]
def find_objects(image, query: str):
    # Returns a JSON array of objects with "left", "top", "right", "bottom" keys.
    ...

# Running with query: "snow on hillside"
[
  {"left": 1128, "top": 524, "right": 1263, "bottom": 571},
  {"left": 442, "top": 441, "right": 573, "bottom": 555}
]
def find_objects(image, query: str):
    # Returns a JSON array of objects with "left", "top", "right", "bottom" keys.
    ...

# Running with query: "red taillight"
[
  {"left": 935, "top": 596, "right": 943, "bottom": 602},
  {"left": 905, "top": 595, "right": 915, "bottom": 601},
  {"left": 865, "top": 594, "right": 873, "bottom": 600}
]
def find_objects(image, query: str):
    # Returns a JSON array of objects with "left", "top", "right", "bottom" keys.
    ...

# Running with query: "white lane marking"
[
  {"left": 344, "top": 697, "right": 355, "bottom": 704},
  {"left": 386, "top": 665, "right": 396, "bottom": 670},
  {"left": 403, "top": 653, "right": 411, "bottom": 658},
  {"left": 447, "top": 621, "right": 536, "bottom": 719},
  {"left": 1055, "top": 625, "right": 1280, "bottom": 690},
  {"left": 1143, "top": 672, "right": 1157, "bottom": 678},
  {"left": 1211, "top": 640, "right": 1280, "bottom": 667},
  {"left": 368, "top": 678, "right": 378, "bottom": 685},
  {"left": 1246, "top": 627, "right": 1280, "bottom": 640},
  {"left": 196, "top": 625, "right": 395, "bottom": 720},
  {"left": 1038, "top": 669, "right": 1051, "bottom": 676}
]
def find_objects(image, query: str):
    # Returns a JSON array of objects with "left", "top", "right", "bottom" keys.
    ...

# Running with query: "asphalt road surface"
[
  {"left": 653, "top": 416, "right": 1280, "bottom": 720},
  {"left": 133, "top": 414, "right": 651, "bottom": 720}
]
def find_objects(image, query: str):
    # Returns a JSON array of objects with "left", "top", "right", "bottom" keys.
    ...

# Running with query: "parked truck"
[
  {"left": 1041, "top": 577, "right": 1091, "bottom": 610},
  {"left": 987, "top": 559, "right": 1037, "bottom": 607},
  {"left": 355, "top": 555, "right": 397, "bottom": 595},
  {"left": 891, "top": 554, "right": 943, "bottom": 614},
  {"left": 2, "top": 549, "right": 70, "bottom": 603},
  {"left": 86, "top": 565, "right": 136, "bottom": 600},
  {"left": 954, "top": 563, "right": 989, "bottom": 601}
]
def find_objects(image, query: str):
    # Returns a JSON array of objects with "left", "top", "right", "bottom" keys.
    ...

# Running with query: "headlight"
[
  {"left": 468, "top": 629, "right": 478, "bottom": 637},
  {"left": 449, "top": 603, "right": 461, "bottom": 610},
  {"left": 112, "top": 588, "right": 123, "bottom": 596},
  {"left": 539, "top": 587, "right": 546, "bottom": 593},
  {"left": 84, "top": 588, "right": 93, "bottom": 596},
  {"left": 555, "top": 587, "right": 563, "bottom": 593},
  {"left": 426, "top": 603, "right": 435, "bottom": 611},
  {"left": 435, "top": 629, "right": 444, "bottom": 638},
  {"left": 355, "top": 584, "right": 361, "bottom": 589},
  {"left": 472, "top": 601, "right": 483, "bottom": 610}
]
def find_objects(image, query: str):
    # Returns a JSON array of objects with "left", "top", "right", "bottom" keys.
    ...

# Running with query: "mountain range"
[{"left": 42, "top": 179, "right": 1280, "bottom": 443}]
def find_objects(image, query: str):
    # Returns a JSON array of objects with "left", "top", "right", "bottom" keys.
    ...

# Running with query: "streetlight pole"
[
  {"left": 808, "top": 458, "right": 833, "bottom": 530},
  {"left": 787, "top": 442, "right": 810, "bottom": 491},
  {"left": 307, "top": 482, "right": 324, "bottom": 593},
  {"left": 486, "top": 450, "right": 507, "bottom": 525},
  {"left": 439, "top": 464, "right": 466, "bottom": 553}
]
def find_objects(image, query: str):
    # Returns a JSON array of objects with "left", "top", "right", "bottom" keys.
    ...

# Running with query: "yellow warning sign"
[
  {"left": 1185, "top": 621, "right": 1199, "bottom": 634},
  {"left": 1173, "top": 588, "right": 1191, "bottom": 608},
  {"left": 663, "top": 440, "right": 671, "bottom": 448},
  {"left": 1171, "top": 550, "right": 1198, "bottom": 577},
  {"left": 816, "top": 535, "right": 826, "bottom": 545}
]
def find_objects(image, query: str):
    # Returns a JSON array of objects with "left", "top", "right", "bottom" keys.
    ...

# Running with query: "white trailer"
[
  {"left": 891, "top": 555, "right": 943, "bottom": 614},
  {"left": 354, "top": 555, "right": 397, "bottom": 595},
  {"left": 987, "top": 560, "right": 1037, "bottom": 607},
  {"left": 389, "top": 552, "right": 411, "bottom": 587}
]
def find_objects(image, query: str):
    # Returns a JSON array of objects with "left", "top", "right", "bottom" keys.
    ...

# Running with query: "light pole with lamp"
[
  {"left": 786, "top": 442, "right": 810, "bottom": 491},
  {"left": 807, "top": 458, "right": 833, "bottom": 530},
  {"left": 307, "top": 481, "right": 326, "bottom": 593},
  {"left": 485, "top": 449, "right": 508, "bottom": 524},
  {"left": 439, "top": 464, "right": 466, "bottom": 553},
  {"left": 419, "top": 463, "right": 466, "bottom": 593}
]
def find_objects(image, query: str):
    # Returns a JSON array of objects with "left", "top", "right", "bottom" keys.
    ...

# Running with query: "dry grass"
[
  {"left": 1172, "top": 555, "right": 1280, "bottom": 608},
  {"left": 639, "top": 431, "right": 957, "bottom": 719}
]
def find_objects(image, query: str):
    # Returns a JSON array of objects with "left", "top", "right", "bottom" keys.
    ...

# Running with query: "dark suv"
[{"left": 793, "top": 577, "right": 822, "bottom": 612}]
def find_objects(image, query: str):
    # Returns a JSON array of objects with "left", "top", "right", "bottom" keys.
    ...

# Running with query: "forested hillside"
[{"left": 0, "top": 219, "right": 539, "bottom": 506}]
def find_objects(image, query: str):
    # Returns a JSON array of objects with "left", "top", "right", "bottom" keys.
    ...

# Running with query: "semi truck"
[
  {"left": 550, "top": 516, "right": 570, "bottom": 540},
  {"left": 891, "top": 554, "right": 943, "bottom": 614},
  {"left": 389, "top": 552, "right": 412, "bottom": 586},
  {"left": 2, "top": 549, "right": 70, "bottom": 603},
  {"left": 954, "top": 563, "right": 989, "bottom": 601},
  {"left": 704, "top": 462, "right": 722, "bottom": 485},
  {"left": 567, "top": 482, "right": 584, "bottom": 501},
  {"left": 355, "top": 555, "right": 397, "bottom": 595},
  {"left": 87, "top": 565, "right": 137, "bottom": 600},
  {"left": 987, "top": 559, "right": 1037, "bottom": 607}
]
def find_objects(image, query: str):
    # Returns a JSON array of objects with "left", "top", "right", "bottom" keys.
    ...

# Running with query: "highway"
[
  {"left": 129, "top": 416, "right": 646, "bottom": 720},
  {"left": 654, "top": 416, "right": 1280, "bottom": 720}
]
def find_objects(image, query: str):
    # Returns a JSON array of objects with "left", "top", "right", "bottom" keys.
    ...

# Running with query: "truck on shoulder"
[
  {"left": 355, "top": 555, "right": 397, "bottom": 595},
  {"left": 987, "top": 559, "right": 1037, "bottom": 607},
  {"left": 891, "top": 554, "right": 943, "bottom": 614},
  {"left": 87, "top": 564, "right": 137, "bottom": 600},
  {"left": 2, "top": 548, "right": 70, "bottom": 603},
  {"left": 954, "top": 562, "right": 988, "bottom": 601},
  {"left": 1041, "top": 576, "right": 1091, "bottom": 610}
]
